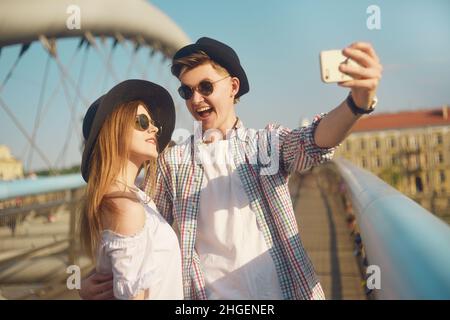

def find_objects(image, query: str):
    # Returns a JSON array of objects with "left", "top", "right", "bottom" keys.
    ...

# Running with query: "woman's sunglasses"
[
  {"left": 178, "top": 75, "right": 230, "bottom": 100},
  {"left": 135, "top": 114, "right": 162, "bottom": 136}
]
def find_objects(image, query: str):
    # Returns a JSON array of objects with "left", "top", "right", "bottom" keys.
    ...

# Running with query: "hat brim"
[{"left": 81, "top": 80, "right": 175, "bottom": 182}]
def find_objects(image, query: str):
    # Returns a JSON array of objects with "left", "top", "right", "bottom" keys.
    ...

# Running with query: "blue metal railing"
[
  {"left": 334, "top": 157, "right": 450, "bottom": 299},
  {"left": 0, "top": 173, "right": 87, "bottom": 286},
  {"left": 0, "top": 174, "right": 85, "bottom": 201}
]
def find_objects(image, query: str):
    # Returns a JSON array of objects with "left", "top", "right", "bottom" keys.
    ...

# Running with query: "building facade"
[
  {"left": 334, "top": 106, "right": 450, "bottom": 221},
  {"left": 0, "top": 145, "right": 23, "bottom": 180}
]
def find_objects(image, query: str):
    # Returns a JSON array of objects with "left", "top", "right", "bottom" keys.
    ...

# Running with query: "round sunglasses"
[
  {"left": 134, "top": 114, "right": 162, "bottom": 136},
  {"left": 178, "top": 75, "right": 230, "bottom": 100}
]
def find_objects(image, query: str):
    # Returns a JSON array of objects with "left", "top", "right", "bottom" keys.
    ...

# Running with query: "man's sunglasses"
[
  {"left": 178, "top": 75, "right": 230, "bottom": 100},
  {"left": 135, "top": 114, "right": 162, "bottom": 136}
]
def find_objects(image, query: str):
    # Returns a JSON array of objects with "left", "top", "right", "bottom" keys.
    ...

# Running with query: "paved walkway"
[{"left": 289, "top": 163, "right": 366, "bottom": 300}]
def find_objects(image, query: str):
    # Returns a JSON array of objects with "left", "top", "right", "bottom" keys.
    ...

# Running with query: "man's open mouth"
[{"left": 196, "top": 106, "right": 214, "bottom": 118}]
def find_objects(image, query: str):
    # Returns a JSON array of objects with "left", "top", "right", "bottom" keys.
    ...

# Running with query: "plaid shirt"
[{"left": 144, "top": 113, "right": 338, "bottom": 300}]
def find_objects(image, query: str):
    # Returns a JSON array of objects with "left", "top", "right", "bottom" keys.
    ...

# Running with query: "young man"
[{"left": 80, "top": 37, "right": 382, "bottom": 300}]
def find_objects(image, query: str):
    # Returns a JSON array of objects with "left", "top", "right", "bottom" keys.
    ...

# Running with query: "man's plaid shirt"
[{"left": 144, "top": 113, "right": 338, "bottom": 299}]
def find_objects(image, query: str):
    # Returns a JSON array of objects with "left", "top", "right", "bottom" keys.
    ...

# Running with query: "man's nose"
[{"left": 191, "top": 89, "right": 205, "bottom": 104}]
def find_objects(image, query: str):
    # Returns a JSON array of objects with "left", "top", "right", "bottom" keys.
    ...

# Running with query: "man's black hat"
[
  {"left": 172, "top": 37, "right": 249, "bottom": 98},
  {"left": 81, "top": 79, "right": 175, "bottom": 182}
]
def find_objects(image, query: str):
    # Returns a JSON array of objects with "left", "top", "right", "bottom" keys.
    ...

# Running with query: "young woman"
[{"left": 79, "top": 80, "right": 182, "bottom": 300}]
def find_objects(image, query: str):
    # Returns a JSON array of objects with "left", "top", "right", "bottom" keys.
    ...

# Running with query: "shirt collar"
[{"left": 193, "top": 118, "right": 247, "bottom": 144}]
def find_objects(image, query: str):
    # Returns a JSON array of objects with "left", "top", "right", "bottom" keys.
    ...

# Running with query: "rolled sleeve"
[{"left": 275, "top": 113, "right": 338, "bottom": 174}]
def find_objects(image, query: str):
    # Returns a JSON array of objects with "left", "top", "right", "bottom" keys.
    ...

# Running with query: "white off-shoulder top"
[{"left": 96, "top": 187, "right": 183, "bottom": 300}]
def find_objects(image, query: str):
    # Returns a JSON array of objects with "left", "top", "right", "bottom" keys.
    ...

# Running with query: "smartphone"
[{"left": 320, "top": 50, "right": 356, "bottom": 83}]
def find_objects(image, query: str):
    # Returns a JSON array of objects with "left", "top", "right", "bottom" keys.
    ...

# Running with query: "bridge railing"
[
  {"left": 0, "top": 174, "right": 86, "bottom": 297},
  {"left": 334, "top": 157, "right": 450, "bottom": 299}
]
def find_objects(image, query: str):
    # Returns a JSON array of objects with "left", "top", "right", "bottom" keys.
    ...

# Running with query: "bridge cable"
[
  {"left": 37, "top": 39, "right": 85, "bottom": 126},
  {"left": 125, "top": 39, "right": 140, "bottom": 79},
  {"left": 100, "top": 38, "right": 118, "bottom": 94},
  {"left": 26, "top": 53, "right": 52, "bottom": 170},
  {"left": 0, "top": 43, "right": 31, "bottom": 93},
  {"left": 55, "top": 43, "right": 90, "bottom": 168},
  {"left": 0, "top": 96, "right": 53, "bottom": 171},
  {"left": 128, "top": 37, "right": 149, "bottom": 79},
  {"left": 85, "top": 32, "right": 119, "bottom": 83},
  {"left": 141, "top": 47, "right": 157, "bottom": 80},
  {"left": 53, "top": 52, "right": 86, "bottom": 168},
  {"left": 19, "top": 44, "right": 82, "bottom": 162}
]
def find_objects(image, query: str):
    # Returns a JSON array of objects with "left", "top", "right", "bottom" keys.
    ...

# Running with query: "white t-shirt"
[
  {"left": 195, "top": 139, "right": 283, "bottom": 299},
  {"left": 96, "top": 188, "right": 183, "bottom": 300}
]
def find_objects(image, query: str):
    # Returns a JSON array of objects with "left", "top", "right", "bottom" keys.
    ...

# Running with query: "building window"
[
  {"left": 362, "top": 158, "right": 367, "bottom": 168},
  {"left": 360, "top": 140, "right": 366, "bottom": 150},
  {"left": 346, "top": 141, "right": 351, "bottom": 151},
  {"left": 440, "top": 171, "right": 446, "bottom": 183},
  {"left": 375, "top": 139, "right": 380, "bottom": 149},
  {"left": 438, "top": 152, "right": 444, "bottom": 164},
  {"left": 437, "top": 134, "right": 443, "bottom": 145},
  {"left": 401, "top": 136, "right": 408, "bottom": 148},
  {"left": 376, "top": 157, "right": 381, "bottom": 167},
  {"left": 415, "top": 176, "right": 423, "bottom": 193},
  {"left": 390, "top": 138, "right": 396, "bottom": 148}
]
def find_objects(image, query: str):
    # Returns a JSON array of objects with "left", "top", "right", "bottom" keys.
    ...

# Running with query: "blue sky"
[{"left": 1, "top": 0, "right": 449, "bottom": 172}]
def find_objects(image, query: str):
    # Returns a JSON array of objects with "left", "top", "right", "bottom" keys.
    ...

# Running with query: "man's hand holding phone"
[{"left": 320, "top": 42, "right": 383, "bottom": 110}]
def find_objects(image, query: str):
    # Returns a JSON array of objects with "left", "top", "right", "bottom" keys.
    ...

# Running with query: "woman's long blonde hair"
[{"left": 79, "top": 100, "right": 157, "bottom": 260}]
